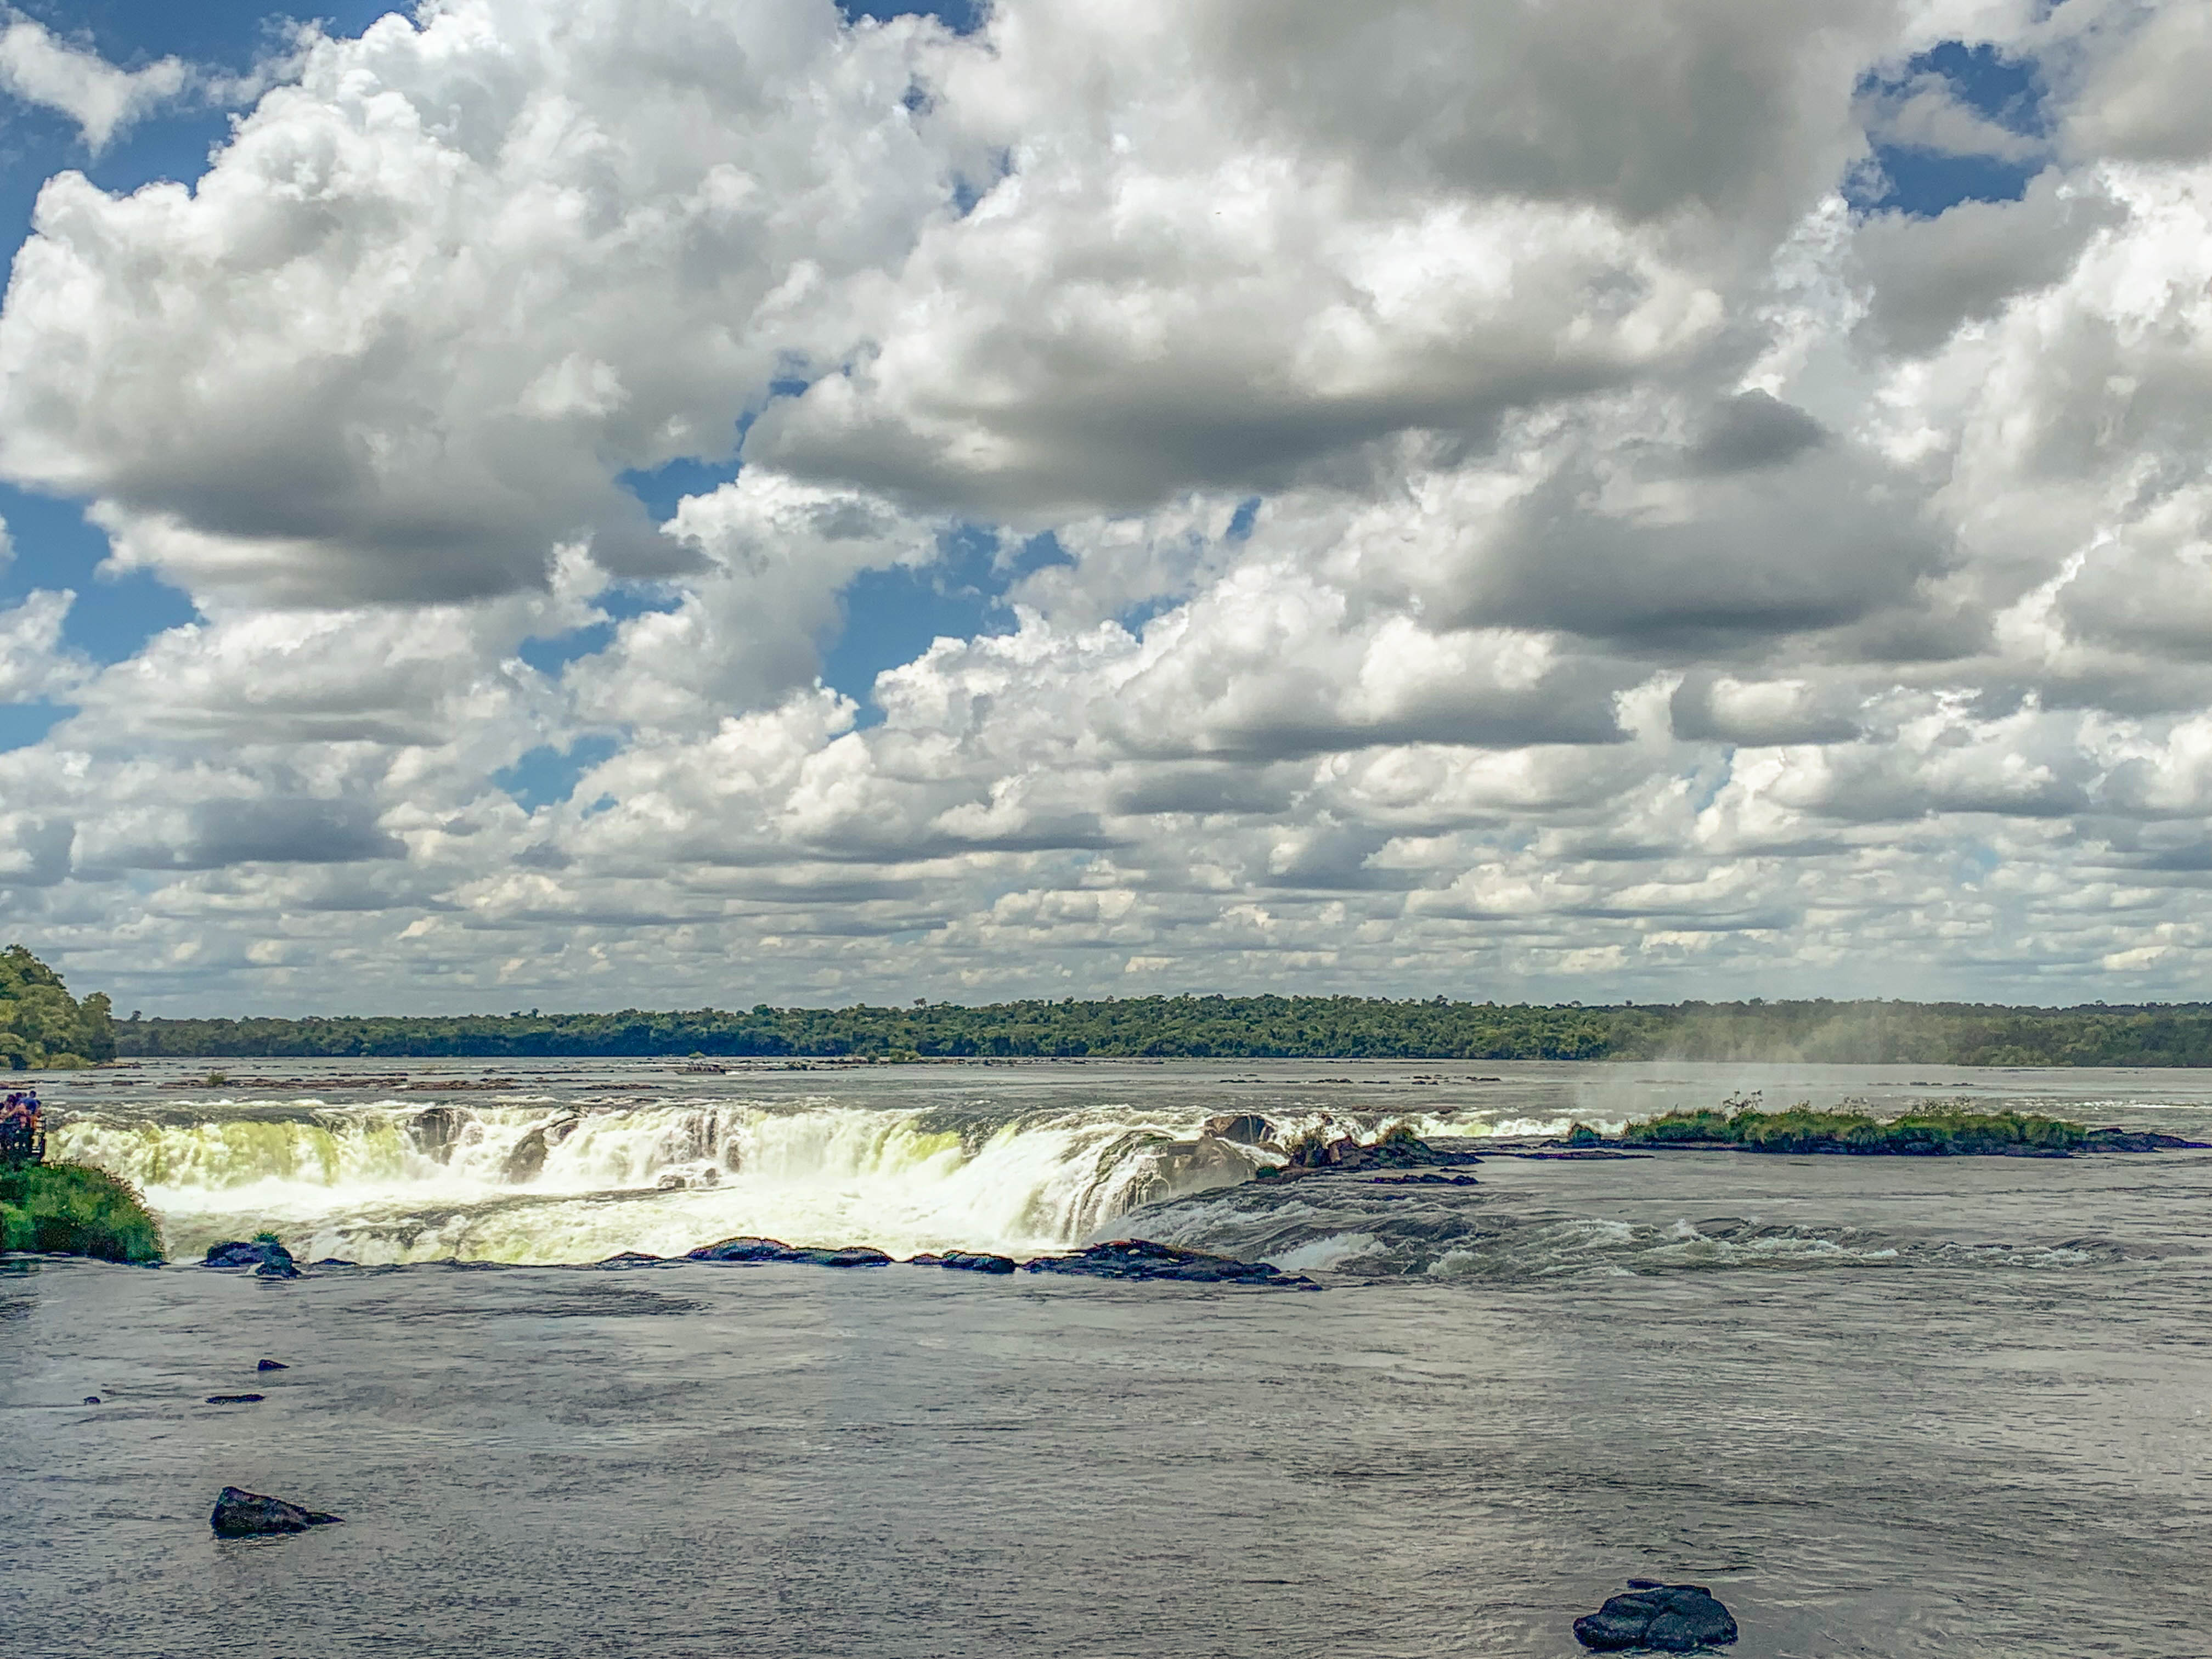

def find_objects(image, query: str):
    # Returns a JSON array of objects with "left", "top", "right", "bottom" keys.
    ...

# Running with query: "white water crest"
[{"left": 50, "top": 1093, "right": 1363, "bottom": 1264}]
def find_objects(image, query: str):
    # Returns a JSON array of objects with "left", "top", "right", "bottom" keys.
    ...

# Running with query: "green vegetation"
[
  {"left": 1626, "top": 1103, "right": 2087, "bottom": 1155},
  {"left": 105, "top": 993, "right": 2212, "bottom": 1064},
  {"left": 1, "top": 945, "right": 115, "bottom": 1070},
  {"left": 0, "top": 1163, "right": 164, "bottom": 1262}
]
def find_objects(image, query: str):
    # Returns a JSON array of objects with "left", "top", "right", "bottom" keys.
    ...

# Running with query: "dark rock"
[
  {"left": 1512, "top": 1149, "right": 1651, "bottom": 1161},
  {"left": 408, "top": 1105, "right": 467, "bottom": 1157},
  {"left": 791, "top": 1246, "right": 893, "bottom": 1268},
  {"left": 909, "top": 1250, "right": 1018, "bottom": 1274},
  {"left": 1573, "top": 1582, "right": 1736, "bottom": 1652},
  {"left": 1023, "top": 1239, "right": 1315, "bottom": 1288},
  {"left": 593, "top": 1251, "right": 664, "bottom": 1267},
  {"left": 504, "top": 1114, "right": 581, "bottom": 1184},
  {"left": 256, "top": 1359, "right": 289, "bottom": 1372},
  {"left": 1282, "top": 1131, "right": 1485, "bottom": 1177},
  {"left": 255, "top": 1259, "right": 301, "bottom": 1279},
  {"left": 210, "top": 1486, "right": 342, "bottom": 1536},
  {"left": 205, "top": 1240, "right": 295, "bottom": 1271},
  {"left": 684, "top": 1237, "right": 890, "bottom": 1267},
  {"left": 82, "top": 1396, "right": 100, "bottom": 1405},
  {"left": 686, "top": 1235, "right": 794, "bottom": 1262},
  {"left": 1120, "top": 1135, "right": 1268, "bottom": 1209},
  {"left": 205, "top": 1393, "right": 266, "bottom": 1405},
  {"left": 1201, "top": 1114, "right": 1278, "bottom": 1146},
  {"left": 1369, "top": 1172, "right": 1479, "bottom": 1186},
  {"left": 309, "top": 1259, "right": 359, "bottom": 1268}
]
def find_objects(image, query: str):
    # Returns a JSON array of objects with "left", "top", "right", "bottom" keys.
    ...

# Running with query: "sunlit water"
[{"left": 4, "top": 1059, "right": 2210, "bottom": 1656}]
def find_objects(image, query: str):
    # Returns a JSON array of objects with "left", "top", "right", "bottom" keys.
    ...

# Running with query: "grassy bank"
[
  {"left": 1623, "top": 1104, "right": 2085, "bottom": 1155},
  {"left": 0, "top": 1163, "right": 164, "bottom": 1263}
]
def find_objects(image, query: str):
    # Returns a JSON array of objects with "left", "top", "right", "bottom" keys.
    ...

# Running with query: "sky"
[{"left": 3, "top": 2, "right": 2212, "bottom": 1015}]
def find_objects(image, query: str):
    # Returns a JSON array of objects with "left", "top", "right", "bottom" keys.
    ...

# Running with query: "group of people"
[{"left": 0, "top": 1089, "right": 43, "bottom": 1164}]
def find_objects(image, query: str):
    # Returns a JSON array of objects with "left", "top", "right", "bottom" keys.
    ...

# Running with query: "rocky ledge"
[
  {"left": 595, "top": 1235, "right": 1314, "bottom": 1285},
  {"left": 1259, "top": 1126, "right": 1485, "bottom": 1181}
]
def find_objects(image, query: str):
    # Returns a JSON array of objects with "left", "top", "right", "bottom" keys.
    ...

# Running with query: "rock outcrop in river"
[
  {"left": 210, "top": 1486, "right": 342, "bottom": 1537},
  {"left": 1023, "top": 1238, "right": 1316, "bottom": 1286},
  {"left": 1572, "top": 1581, "right": 1737, "bottom": 1651},
  {"left": 686, "top": 1236, "right": 893, "bottom": 1267}
]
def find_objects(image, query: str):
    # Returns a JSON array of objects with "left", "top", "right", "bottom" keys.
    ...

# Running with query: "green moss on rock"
[{"left": 0, "top": 1162, "right": 164, "bottom": 1263}]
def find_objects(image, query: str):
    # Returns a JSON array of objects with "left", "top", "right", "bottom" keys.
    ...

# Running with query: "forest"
[{"left": 100, "top": 991, "right": 2212, "bottom": 1065}]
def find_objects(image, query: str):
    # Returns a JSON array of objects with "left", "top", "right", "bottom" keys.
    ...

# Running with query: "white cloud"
[
  {"left": 0, "top": 13, "right": 188, "bottom": 150},
  {"left": 0, "top": 587, "right": 81, "bottom": 702}
]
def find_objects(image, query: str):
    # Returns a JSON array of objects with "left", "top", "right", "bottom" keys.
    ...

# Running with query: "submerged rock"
[
  {"left": 1023, "top": 1239, "right": 1315, "bottom": 1288},
  {"left": 1573, "top": 1582, "right": 1737, "bottom": 1652},
  {"left": 210, "top": 1486, "right": 342, "bottom": 1537},
  {"left": 593, "top": 1251, "right": 665, "bottom": 1267},
  {"left": 685, "top": 1236, "right": 891, "bottom": 1268},
  {"left": 205, "top": 1393, "right": 265, "bottom": 1405},
  {"left": 909, "top": 1250, "right": 1018, "bottom": 1274},
  {"left": 256, "top": 1359, "right": 289, "bottom": 1372},
  {"left": 1201, "top": 1114, "right": 1278, "bottom": 1146},
  {"left": 2081, "top": 1128, "right": 2209, "bottom": 1153}
]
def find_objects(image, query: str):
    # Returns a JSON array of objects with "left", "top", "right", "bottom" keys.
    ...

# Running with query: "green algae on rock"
[{"left": 0, "top": 1163, "right": 165, "bottom": 1262}]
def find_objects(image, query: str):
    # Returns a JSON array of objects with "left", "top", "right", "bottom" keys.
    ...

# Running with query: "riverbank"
[{"left": 0, "top": 1162, "right": 164, "bottom": 1263}]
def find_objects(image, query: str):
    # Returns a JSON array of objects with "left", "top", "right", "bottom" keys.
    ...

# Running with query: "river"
[{"left": 3, "top": 1058, "right": 2208, "bottom": 1656}]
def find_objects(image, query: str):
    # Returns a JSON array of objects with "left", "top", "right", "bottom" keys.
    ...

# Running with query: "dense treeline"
[
  {"left": 2, "top": 946, "right": 116, "bottom": 1069},
  {"left": 104, "top": 994, "right": 2212, "bottom": 1065}
]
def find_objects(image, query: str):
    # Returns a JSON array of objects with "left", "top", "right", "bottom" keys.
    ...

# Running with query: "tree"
[{"left": 0, "top": 946, "right": 118, "bottom": 1069}]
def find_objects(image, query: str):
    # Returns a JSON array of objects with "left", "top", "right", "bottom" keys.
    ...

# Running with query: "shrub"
[{"left": 0, "top": 1162, "right": 164, "bottom": 1263}]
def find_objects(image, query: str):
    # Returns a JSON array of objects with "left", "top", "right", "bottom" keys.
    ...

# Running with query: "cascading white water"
[{"left": 50, "top": 1093, "right": 1440, "bottom": 1265}]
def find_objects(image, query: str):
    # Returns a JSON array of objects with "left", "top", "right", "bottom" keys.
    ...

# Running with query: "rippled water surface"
[{"left": 4, "top": 1059, "right": 2210, "bottom": 1657}]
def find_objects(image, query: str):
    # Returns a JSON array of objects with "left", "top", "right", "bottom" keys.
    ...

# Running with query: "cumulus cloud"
[
  {"left": 0, "top": 0, "right": 981, "bottom": 605},
  {"left": 8, "top": 0, "right": 2212, "bottom": 1008}
]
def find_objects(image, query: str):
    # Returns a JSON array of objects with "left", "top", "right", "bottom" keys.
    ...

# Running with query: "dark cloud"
[{"left": 180, "top": 798, "right": 404, "bottom": 868}]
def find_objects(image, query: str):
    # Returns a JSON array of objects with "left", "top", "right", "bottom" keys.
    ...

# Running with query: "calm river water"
[{"left": 3, "top": 1059, "right": 2208, "bottom": 1657}]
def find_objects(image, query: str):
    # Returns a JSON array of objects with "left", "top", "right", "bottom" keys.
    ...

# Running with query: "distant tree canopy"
[
  {"left": 1, "top": 946, "right": 117, "bottom": 1070},
  {"left": 104, "top": 992, "right": 2212, "bottom": 1066}
]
